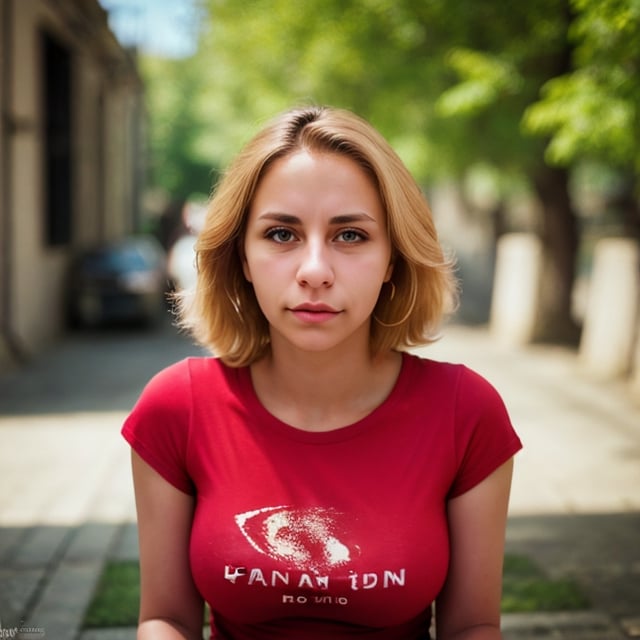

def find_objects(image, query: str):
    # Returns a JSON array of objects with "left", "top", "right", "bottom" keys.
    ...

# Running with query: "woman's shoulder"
[
  {"left": 403, "top": 350, "right": 466, "bottom": 381},
  {"left": 402, "top": 351, "right": 501, "bottom": 401},
  {"left": 149, "top": 355, "right": 233, "bottom": 381},
  {"left": 125, "top": 357, "right": 249, "bottom": 440},
  {"left": 138, "top": 356, "right": 241, "bottom": 404}
]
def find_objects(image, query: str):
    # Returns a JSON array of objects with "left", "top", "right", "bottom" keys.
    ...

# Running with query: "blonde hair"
[{"left": 177, "top": 106, "right": 458, "bottom": 366}]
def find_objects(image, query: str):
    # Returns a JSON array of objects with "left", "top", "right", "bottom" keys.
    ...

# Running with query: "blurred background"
[
  {"left": 1, "top": 2, "right": 639, "bottom": 636},
  {"left": 0, "top": 0, "right": 639, "bottom": 390}
]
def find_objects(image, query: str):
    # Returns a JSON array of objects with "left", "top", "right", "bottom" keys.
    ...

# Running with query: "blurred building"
[{"left": 0, "top": 0, "right": 144, "bottom": 367}]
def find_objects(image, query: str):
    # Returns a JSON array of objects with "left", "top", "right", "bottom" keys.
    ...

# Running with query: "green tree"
[
  {"left": 431, "top": 1, "right": 580, "bottom": 341},
  {"left": 192, "top": 0, "right": 444, "bottom": 174},
  {"left": 181, "top": 0, "right": 638, "bottom": 341},
  {"left": 524, "top": 0, "right": 640, "bottom": 238},
  {"left": 141, "top": 54, "right": 219, "bottom": 203}
]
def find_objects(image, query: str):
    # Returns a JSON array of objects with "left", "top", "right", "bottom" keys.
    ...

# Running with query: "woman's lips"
[{"left": 289, "top": 303, "right": 341, "bottom": 324}]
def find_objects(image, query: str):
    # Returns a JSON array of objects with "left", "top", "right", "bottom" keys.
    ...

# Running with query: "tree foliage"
[
  {"left": 139, "top": 0, "right": 640, "bottom": 339},
  {"left": 146, "top": 0, "right": 640, "bottom": 192},
  {"left": 524, "top": 0, "right": 640, "bottom": 172},
  {"left": 190, "top": 0, "right": 581, "bottom": 181},
  {"left": 143, "top": 0, "right": 640, "bottom": 192},
  {"left": 192, "top": 0, "right": 446, "bottom": 179},
  {"left": 140, "top": 54, "right": 219, "bottom": 201}
]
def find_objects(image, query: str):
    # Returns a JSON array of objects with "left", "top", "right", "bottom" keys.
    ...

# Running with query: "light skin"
[
  {"left": 242, "top": 150, "right": 400, "bottom": 431},
  {"left": 132, "top": 149, "right": 513, "bottom": 639}
]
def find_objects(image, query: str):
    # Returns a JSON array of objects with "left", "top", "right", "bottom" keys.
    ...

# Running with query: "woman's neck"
[{"left": 249, "top": 344, "right": 402, "bottom": 432}]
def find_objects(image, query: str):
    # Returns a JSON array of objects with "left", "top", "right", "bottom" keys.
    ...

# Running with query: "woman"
[{"left": 123, "top": 105, "right": 522, "bottom": 639}]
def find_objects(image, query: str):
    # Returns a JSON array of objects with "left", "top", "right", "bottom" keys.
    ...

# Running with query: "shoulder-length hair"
[{"left": 176, "top": 105, "right": 458, "bottom": 366}]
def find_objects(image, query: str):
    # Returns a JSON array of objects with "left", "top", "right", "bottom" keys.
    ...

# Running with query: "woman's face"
[{"left": 242, "top": 150, "right": 393, "bottom": 357}]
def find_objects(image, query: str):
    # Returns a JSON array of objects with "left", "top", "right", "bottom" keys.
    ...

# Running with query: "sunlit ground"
[{"left": 1, "top": 321, "right": 639, "bottom": 529}]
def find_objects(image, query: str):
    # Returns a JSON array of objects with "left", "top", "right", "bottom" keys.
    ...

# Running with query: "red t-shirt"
[{"left": 122, "top": 352, "right": 522, "bottom": 639}]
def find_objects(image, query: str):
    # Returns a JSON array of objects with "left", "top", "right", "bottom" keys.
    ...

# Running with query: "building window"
[{"left": 42, "top": 31, "right": 72, "bottom": 247}]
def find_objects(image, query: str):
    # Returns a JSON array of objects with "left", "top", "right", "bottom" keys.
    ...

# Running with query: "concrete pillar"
[
  {"left": 579, "top": 238, "right": 640, "bottom": 379},
  {"left": 489, "top": 233, "right": 543, "bottom": 346},
  {"left": 630, "top": 328, "right": 640, "bottom": 404}
]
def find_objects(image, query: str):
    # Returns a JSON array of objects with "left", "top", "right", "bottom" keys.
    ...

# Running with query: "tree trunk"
[
  {"left": 531, "top": 165, "right": 581, "bottom": 344},
  {"left": 608, "top": 174, "right": 640, "bottom": 241}
]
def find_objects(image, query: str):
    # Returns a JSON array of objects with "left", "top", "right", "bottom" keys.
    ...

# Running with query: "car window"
[{"left": 83, "top": 246, "right": 149, "bottom": 272}]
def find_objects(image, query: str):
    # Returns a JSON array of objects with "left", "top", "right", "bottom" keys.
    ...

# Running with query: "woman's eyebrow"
[
  {"left": 257, "top": 212, "right": 377, "bottom": 224},
  {"left": 257, "top": 212, "right": 300, "bottom": 224},
  {"left": 330, "top": 213, "right": 377, "bottom": 224}
]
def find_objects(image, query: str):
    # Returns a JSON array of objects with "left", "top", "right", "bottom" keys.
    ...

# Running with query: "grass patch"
[
  {"left": 502, "top": 554, "right": 590, "bottom": 612},
  {"left": 84, "top": 561, "right": 211, "bottom": 629},
  {"left": 84, "top": 555, "right": 589, "bottom": 627},
  {"left": 84, "top": 561, "right": 140, "bottom": 627}
]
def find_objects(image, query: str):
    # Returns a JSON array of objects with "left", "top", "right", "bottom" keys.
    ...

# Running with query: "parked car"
[{"left": 66, "top": 235, "right": 169, "bottom": 328}]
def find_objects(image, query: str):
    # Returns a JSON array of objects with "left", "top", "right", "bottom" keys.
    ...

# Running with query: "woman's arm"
[
  {"left": 435, "top": 458, "right": 514, "bottom": 640},
  {"left": 131, "top": 450, "right": 205, "bottom": 640}
]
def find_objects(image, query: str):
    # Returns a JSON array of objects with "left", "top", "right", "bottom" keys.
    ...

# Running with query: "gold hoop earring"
[
  {"left": 373, "top": 280, "right": 417, "bottom": 328},
  {"left": 388, "top": 281, "right": 396, "bottom": 301}
]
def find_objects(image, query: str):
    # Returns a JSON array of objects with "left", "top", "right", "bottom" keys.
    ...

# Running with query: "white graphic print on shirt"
[
  {"left": 235, "top": 505, "right": 357, "bottom": 572},
  {"left": 224, "top": 505, "right": 406, "bottom": 605}
]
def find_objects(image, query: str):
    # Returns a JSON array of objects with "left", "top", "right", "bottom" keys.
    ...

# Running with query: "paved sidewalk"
[{"left": 1, "top": 321, "right": 639, "bottom": 639}]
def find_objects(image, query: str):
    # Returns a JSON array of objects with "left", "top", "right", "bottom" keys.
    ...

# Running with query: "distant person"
[
  {"left": 167, "top": 199, "right": 208, "bottom": 294},
  {"left": 168, "top": 233, "right": 198, "bottom": 293},
  {"left": 123, "top": 106, "right": 522, "bottom": 639}
]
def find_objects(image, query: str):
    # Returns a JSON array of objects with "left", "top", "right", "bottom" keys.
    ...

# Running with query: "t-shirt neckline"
[{"left": 238, "top": 351, "right": 416, "bottom": 444}]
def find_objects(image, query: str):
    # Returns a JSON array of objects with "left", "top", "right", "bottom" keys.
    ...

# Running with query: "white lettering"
[
  {"left": 282, "top": 593, "right": 349, "bottom": 606},
  {"left": 248, "top": 568, "right": 267, "bottom": 586},
  {"left": 271, "top": 570, "right": 289, "bottom": 586},
  {"left": 226, "top": 566, "right": 406, "bottom": 591},
  {"left": 315, "top": 575, "right": 329, "bottom": 590},
  {"left": 224, "top": 565, "right": 247, "bottom": 584},
  {"left": 348, "top": 568, "right": 406, "bottom": 590},
  {"left": 383, "top": 569, "right": 406, "bottom": 587},
  {"left": 362, "top": 573, "right": 378, "bottom": 589},
  {"left": 298, "top": 573, "right": 314, "bottom": 588}
]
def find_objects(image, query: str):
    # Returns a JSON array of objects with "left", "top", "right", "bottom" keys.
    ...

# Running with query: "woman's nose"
[{"left": 296, "top": 242, "right": 334, "bottom": 287}]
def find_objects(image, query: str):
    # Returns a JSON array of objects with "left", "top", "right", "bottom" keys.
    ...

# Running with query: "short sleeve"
[
  {"left": 448, "top": 366, "right": 522, "bottom": 498},
  {"left": 122, "top": 359, "right": 195, "bottom": 495}
]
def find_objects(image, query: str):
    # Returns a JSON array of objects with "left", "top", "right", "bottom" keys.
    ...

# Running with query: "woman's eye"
[
  {"left": 338, "top": 229, "right": 365, "bottom": 243},
  {"left": 266, "top": 228, "right": 295, "bottom": 243}
]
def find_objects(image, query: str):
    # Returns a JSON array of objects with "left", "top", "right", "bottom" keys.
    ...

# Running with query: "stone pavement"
[{"left": 0, "top": 319, "right": 639, "bottom": 639}]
